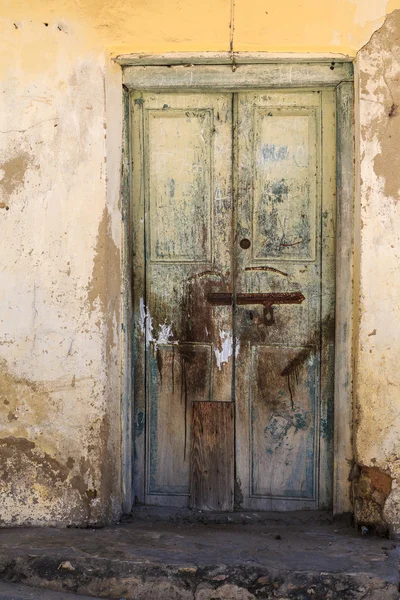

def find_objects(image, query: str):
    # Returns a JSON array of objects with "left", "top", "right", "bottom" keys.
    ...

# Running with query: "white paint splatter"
[
  {"left": 156, "top": 322, "right": 174, "bottom": 345},
  {"left": 145, "top": 311, "right": 154, "bottom": 347},
  {"left": 215, "top": 330, "right": 234, "bottom": 370},
  {"left": 139, "top": 297, "right": 146, "bottom": 334},
  {"left": 235, "top": 337, "right": 240, "bottom": 358},
  {"left": 139, "top": 298, "right": 176, "bottom": 347}
]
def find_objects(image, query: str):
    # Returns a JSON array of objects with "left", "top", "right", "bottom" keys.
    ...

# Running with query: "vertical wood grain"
[
  {"left": 190, "top": 401, "right": 234, "bottom": 511},
  {"left": 235, "top": 90, "right": 336, "bottom": 510},
  {"left": 132, "top": 92, "right": 234, "bottom": 507},
  {"left": 131, "top": 92, "right": 146, "bottom": 504},
  {"left": 334, "top": 81, "right": 354, "bottom": 515},
  {"left": 319, "top": 89, "right": 337, "bottom": 509},
  {"left": 121, "top": 87, "right": 134, "bottom": 513}
]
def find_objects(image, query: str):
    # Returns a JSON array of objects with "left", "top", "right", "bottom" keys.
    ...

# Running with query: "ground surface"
[
  {"left": 0, "top": 582, "right": 106, "bottom": 600},
  {"left": 0, "top": 509, "right": 399, "bottom": 599}
]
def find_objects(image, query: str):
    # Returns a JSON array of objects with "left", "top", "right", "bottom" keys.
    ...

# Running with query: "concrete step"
[{"left": 0, "top": 517, "right": 399, "bottom": 599}]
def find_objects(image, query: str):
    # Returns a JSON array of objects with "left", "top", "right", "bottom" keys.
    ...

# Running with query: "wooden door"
[
  {"left": 132, "top": 92, "right": 234, "bottom": 509},
  {"left": 234, "top": 90, "right": 336, "bottom": 510},
  {"left": 131, "top": 89, "right": 336, "bottom": 511}
]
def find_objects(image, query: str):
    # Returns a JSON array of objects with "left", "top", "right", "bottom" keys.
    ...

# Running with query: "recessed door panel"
[
  {"left": 147, "top": 109, "right": 213, "bottom": 262},
  {"left": 253, "top": 108, "right": 318, "bottom": 261},
  {"left": 250, "top": 345, "right": 317, "bottom": 499},
  {"left": 148, "top": 344, "right": 212, "bottom": 495}
]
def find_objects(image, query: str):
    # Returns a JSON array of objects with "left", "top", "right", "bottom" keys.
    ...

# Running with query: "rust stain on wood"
[
  {"left": 245, "top": 266, "right": 288, "bottom": 276},
  {"left": 207, "top": 291, "right": 305, "bottom": 306}
]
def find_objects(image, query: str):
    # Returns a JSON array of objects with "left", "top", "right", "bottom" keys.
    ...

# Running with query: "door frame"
[{"left": 118, "top": 54, "right": 355, "bottom": 516}]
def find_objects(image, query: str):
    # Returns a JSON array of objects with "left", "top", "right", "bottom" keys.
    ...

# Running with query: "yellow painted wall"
[{"left": 3, "top": 0, "right": 400, "bottom": 60}]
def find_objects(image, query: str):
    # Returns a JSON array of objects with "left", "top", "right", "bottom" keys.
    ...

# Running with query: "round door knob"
[{"left": 240, "top": 238, "right": 251, "bottom": 249}]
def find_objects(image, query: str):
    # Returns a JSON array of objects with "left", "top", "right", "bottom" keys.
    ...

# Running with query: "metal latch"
[{"left": 207, "top": 291, "right": 305, "bottom": 326}]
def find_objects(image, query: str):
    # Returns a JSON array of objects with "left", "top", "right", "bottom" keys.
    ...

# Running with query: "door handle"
[{"left": 207, "top": 291, "right": 305, "bottom": 326}]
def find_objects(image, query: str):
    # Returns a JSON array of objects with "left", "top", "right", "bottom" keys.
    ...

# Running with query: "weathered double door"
[{"left": 132, "top": 89, "right": 336, "bottom": 511}]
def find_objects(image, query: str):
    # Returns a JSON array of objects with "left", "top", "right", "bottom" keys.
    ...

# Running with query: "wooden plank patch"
[{"left": 190, "top": 402, "right": 234, "bottom": 511}]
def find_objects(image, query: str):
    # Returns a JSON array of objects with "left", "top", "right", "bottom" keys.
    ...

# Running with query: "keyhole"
[
  {"left": 240, "top": 238, "right": 251, "bottom": 249},
  {"left": 248, "top": 311, "right": 254, "bottom": 321}
]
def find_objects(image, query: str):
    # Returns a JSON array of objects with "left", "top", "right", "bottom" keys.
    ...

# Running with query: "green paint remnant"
[
  {"left": 293, "top": 412, "right": 307, "bottom": 432},
  {"left": 262, "top": 179, "right": 290, "bottom": 204}
]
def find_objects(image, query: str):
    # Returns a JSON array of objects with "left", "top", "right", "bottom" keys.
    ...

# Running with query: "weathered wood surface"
[
  {"left": 319, "top": 89, "right": 337, "bottom": 509},
  {"left": 131, "top": 88, "right": 338, "bottom": 511},
  {"left": 234, "top": 90, "right": 336, "bottom": 510},
  {"left": 131, "top": 88, "right": 146, "bottom": 506},
  {"left": 131, "top": 92, "right": 233, "bottom": 506},
  {"left": 334, "top": 82, "right": 354, "bottom": 515},
  {"left": 123, "top": 63, "right": 353, "bottom": 91},
  {"left": 190, "top": 401, "right": 234, "bottom": 511},
  {"left": 116, "top": 52, "right": 354, "bottom": 66},
  {"left": 121, "top": 88, "right": 134, "bottom": 512}
]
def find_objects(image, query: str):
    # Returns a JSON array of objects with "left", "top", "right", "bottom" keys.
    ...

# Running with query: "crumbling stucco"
[
  {"left": 87, "top": 205, "right": 121, "bottom": 365},
  {"left": 359, "top": 10, "right": 400, "bottom": 202},
  {"left": 0, "top": 360, "right": 92, "bottom": 524},
  {"left": 0, "top": 152, "right": 32, "bottom": 199},
  {"left": 351, "top": 464, "right": 393, "bottom": 533},
  {"left": 0, "top": 36, "right": 122, "bottom": 526},
  {"left": 355, "top": 9, "right": 400, "bottom": 535},
  {"left": 0, "top": 352, "right": 120, "bottom": 525}
]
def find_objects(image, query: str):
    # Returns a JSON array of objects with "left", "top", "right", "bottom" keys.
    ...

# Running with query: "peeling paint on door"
[
  {"left": 132, "top": 89, "right": 336, "bottom": 511},
  {"left": 139, "top": 298, "right": 176, "bottom": 347},
  {"left": 214, "top": 330, "right": 234, "bottom": 370},
  {"left": 235, "top": 90, "right": 336, "bottom": 510},
  {"left": 132, "top": 92, "right": 234, "bottom": 507}
]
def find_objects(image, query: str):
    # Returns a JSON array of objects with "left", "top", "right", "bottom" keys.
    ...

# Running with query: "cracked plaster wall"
[
  {"left": 1, "top": 1, "right": 400, "bottom": 528},
  {"left": 0, "top": 22, "right": 123, "bottom": 525},
  {"left": 355, "top": 9, "right": 400, "bottom": 535}
]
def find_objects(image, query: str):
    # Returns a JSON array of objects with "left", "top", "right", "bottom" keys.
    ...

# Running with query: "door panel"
[
  {"left": 190, "top": 401, "right": 234, "bottom": 511},
  {"left": 250, "top": 345, "right": 317, "bottom": 499},
  {"left": 147, "top": 108, "right": 212, "bottom": 262},
  {"left": 234, "top": 90, "right": 336, "bottom": 510},
  {"left": 148, "top": 343, "right": 213, "bottom": 496},
  {"left": 132, "top": 92, "right": 234, "bottom": 507},
  {"left": 252, "top": 107, "right": 318, "bottom": 262}
]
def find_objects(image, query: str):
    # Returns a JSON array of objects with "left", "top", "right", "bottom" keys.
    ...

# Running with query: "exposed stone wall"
[{"left": 351, "top": 464, "right": 393, "bottom": 534}]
